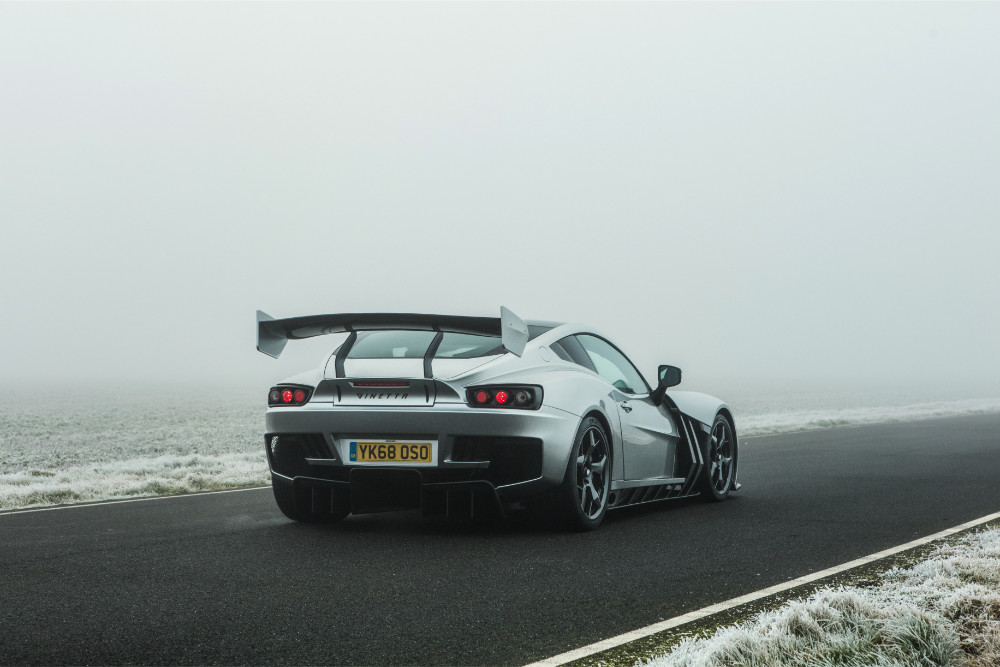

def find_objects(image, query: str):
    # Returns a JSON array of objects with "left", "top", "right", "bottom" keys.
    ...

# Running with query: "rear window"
[
  {"left": 346, "top": 325, "right": 554, "bottom": 359},
  {"left": 435, "top": 333, "right": 504, "bottom": 358},
  {"left": 346, "top": 331, "right": 505, "bottom": 359},
  {"left": 348, "top": 331, "right": 437, "bottom": 359}
]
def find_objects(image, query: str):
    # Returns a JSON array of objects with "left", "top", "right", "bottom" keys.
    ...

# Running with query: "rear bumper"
[
  {"left": 264, "top": 403, "right": 580, "bottom": 510},
  {"left": 272, "top": 472, "right": 507, "bottom": 519}
]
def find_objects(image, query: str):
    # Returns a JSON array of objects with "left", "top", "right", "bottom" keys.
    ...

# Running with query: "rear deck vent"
[{"left": 266, "top": 433, "right": 332, "bottom": 477}]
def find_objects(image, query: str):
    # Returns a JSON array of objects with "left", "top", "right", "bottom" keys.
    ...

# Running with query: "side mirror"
[
  {"left": 658, "top": 365, "right": 682, "bottom": 389},
  {"left": 651, "top": 364, "right": 681, "bottom": 406}
]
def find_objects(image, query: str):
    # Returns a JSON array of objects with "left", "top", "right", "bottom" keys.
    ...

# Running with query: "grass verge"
[{"left": 568, "top": 519, "right": 1000, "bottom": 667}]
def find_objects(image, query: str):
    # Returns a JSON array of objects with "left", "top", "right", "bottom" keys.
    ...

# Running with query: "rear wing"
[{"left": 256, "top": 306, "right": 529, "bottom": 359}]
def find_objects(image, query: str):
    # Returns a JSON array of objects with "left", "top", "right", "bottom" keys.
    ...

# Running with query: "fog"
[{"left": 2, "top": 2, "right": 998, "bottom": 397}]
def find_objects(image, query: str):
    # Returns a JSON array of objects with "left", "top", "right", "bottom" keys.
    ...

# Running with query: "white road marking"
[
  {"left": 0, "top": 486, "right": 269, "bottom": 516},
  {"left": 526, "top": 509, "right": 1000, "bottom": 667}
]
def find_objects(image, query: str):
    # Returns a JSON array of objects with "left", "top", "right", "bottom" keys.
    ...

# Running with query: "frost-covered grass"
[
  {"left": 644, "top": 528, "right": 1000, "bottom": 667},
  {"left": 0, "top": 452, "right": 268, "bottom": 510},
  {"left": 0, "top": 386, "right": 268, "bottom": 511},
  {"left": 737, "top": 397, "right": 1000, "bottom": 437}
]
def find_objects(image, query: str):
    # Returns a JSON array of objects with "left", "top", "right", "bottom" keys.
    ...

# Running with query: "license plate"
[{"left": 348, "top": 440, "right": 436, "bottom": 465}]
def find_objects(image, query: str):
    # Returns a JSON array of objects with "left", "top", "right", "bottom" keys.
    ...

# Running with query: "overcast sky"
[{"left": 1, "top": 2, "right": 998, "bottom": 396}]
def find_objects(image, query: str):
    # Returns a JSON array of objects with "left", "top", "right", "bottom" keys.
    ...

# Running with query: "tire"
[
  {"left": 553, "top": 416, "right": 612, "bottom": 531},
  {"left": 272, "top": 479, "right": 349, "bottom": 523},
  {"left": 698, "top": 413, "right": 737, "bottom": 501}
]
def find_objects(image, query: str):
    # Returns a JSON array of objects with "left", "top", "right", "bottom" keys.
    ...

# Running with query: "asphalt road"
[{"left": 2, "top": 413, "right": 1000, "bottom": 665}]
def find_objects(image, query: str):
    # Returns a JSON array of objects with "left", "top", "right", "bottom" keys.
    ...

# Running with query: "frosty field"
[
  {"left": 644, "top": 526, "right": 1000, "bottom": 667},
  {"left": 0, "top": 386, "right": 265, "bottom": 511},
  {"left": 2, "top": 383, "right": 1000, "bottom": 512}
]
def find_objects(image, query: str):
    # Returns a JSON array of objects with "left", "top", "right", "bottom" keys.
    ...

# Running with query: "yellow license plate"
[{"left": 349, "top": 440, "right": 435, "bottom": 464}]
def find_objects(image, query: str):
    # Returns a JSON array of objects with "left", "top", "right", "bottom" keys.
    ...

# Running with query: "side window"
[
  {"left": 575, "top": 335, "right": 650, "bottom": 395},
  {"left": 551, "top": 336, "right": 596, "bottom": 372}
]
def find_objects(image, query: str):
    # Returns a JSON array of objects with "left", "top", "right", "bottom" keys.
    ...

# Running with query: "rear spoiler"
[{"left": 256, "top": 306, "right": 529, "bottom": 359}]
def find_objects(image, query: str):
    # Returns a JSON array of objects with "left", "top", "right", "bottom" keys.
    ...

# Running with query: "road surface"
[{"left": 2, "top": 413, "right": 999, "bottom": 665}]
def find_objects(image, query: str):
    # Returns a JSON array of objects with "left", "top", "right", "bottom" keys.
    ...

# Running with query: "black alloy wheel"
[
  {"left": 699, "top": 413, "right": 737, "bottom": 501},
  {"left": 553, "top": 416, "right": 612, "bottom": 531}
]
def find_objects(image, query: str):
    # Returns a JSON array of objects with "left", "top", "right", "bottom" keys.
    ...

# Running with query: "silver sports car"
[{"left": 258, "top": 307, "right": 739, "bottom": 530}]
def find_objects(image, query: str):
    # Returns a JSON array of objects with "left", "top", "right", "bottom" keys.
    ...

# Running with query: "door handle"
[{"left": 620, "top": 401, "right": 632, "bottom": 413}]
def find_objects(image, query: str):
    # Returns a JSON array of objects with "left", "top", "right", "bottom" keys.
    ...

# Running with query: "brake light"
[
  {"left": 268, "top": 385, "right": 313, "bottom": 407},
  {"left": 466, "top": 385, "right": 542, "bottom": 410}
]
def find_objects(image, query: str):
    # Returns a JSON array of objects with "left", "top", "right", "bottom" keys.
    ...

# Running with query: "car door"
[{"left": 574, "top": 335, "right": 681, "bottom": 480}]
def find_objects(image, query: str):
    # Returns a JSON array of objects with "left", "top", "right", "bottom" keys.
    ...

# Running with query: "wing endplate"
[
  {"left": 500, "top": 306, "right": 528, "bottom": 357},
  {"left": 256, "top": 310, "right": 288, "bottom": 359}
]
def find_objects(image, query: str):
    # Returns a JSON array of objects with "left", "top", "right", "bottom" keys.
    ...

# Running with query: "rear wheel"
[
  {"left": 553, "top": 417, "right": 611, "bottom": 531},
  {"left": 699, "top": 414, "right": 737, "bottom": 501}
]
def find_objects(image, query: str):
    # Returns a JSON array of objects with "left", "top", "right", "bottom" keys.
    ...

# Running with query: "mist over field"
[
  {"left": 1, "top": 2, "right": 998, "bottom": 398},
  {"left": 1, "top": 3, "right": 1000, "bottom": 510}
]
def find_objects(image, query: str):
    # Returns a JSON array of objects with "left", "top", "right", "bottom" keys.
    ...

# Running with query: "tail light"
[
  {"left": 268, "top": 385, "right": 313, "bottom": 407},
  {"left": 466, "top": 385, "right": 542, "bottom": 410}
]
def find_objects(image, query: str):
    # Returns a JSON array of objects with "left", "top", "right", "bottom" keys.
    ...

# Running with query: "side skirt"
[{"left": 608, "top": 479, "right": 699, "bottom": 509}]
